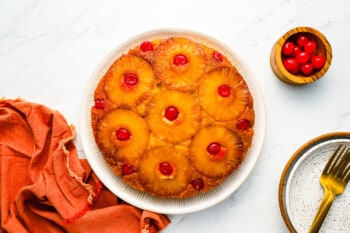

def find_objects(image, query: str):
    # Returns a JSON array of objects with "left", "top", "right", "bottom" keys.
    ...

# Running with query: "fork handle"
[{"left": 308, "top": 191, "right": 335, "bottom": 233}]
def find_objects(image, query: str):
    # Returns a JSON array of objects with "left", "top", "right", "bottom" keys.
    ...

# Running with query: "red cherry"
[
  {"left": 116, "top": 128, "right": 130, "bottom": 141},
  {"left": 191, "top": 178, "right": 204, "bottom": 190},
  {"left": 121, "top": 163, "right": 134, "bottom": 175},
  {"left": 311, "top": 55, "right": 326, "bottom": 69},
  {"left": 296, "top": 51, "right": 310, "bottom": 64},
  {"left": 94, "top": 98, "right": 105, "bottom": 109},
  {"left": 140, "top": 41, "right": 154, "bottom": 52},
  {"left": 207, "top": 142, "right": 221, "bottom": 155},
  {"left": 158, "top": 162, "right": 173, "bottom": 176},
  {"left": 283, "top": 58, "right": 299, "bottom": 74},
  {"left": 212, "top": 51, "right": 223, "bottom": 62},
  {"left": 123, "top": 73, "right": 139, "bottom": 87},
  {"left": 304, "top": 41, "right": 317, "bottom": 54},
  {"left": 282, "top": 41, "right": 295, "bottom": 56},
  {"left": 292, "top": 46, "right": 302, "bottom": 57},
  {"left": 218, "top": 84, "right": 231, "bottom": 97},
  {"left": 236, "top": 119, "right": 251, "bottom": 130},
  {"left": 173, "top": 54, "right": 188, "bottom": 65},
  {"left": 164, "top": 106, "right": 179, "bottom": 121},
  {"left": 300, "top": 63, "right": 314, "bottom": 76},
  {"left": 296, "top": 34, "right": 309, "bottom": 47}
]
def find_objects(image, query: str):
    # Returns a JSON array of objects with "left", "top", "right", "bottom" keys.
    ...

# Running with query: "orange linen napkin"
[{"left": 0, "top": 99, "right": 170, "bottom": 233}]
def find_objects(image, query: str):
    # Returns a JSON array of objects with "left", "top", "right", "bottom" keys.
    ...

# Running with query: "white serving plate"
[{"left": 79, "top": 29, "right": 266, "bottom": 214}]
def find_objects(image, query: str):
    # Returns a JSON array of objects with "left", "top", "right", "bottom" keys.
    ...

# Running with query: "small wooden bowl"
[{"left": 270, "top": 27, "right": 332, "bottom": 85}]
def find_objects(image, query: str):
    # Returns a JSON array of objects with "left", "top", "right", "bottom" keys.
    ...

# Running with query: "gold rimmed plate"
[
  {"left": 279, "top": 132, "right": 350, "bottom": 232},
  {"left": 79, "top": 29, "right": 266, "bottom": 214}
]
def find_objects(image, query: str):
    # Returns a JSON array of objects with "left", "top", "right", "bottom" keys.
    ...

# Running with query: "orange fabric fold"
[{"left": 0, "top": 99, "right": 170, "bottom": 233}]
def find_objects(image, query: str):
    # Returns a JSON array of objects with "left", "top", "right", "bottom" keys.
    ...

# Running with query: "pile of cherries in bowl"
[{"left": 282, "top": 34, "right": 326, "bottom": 76}]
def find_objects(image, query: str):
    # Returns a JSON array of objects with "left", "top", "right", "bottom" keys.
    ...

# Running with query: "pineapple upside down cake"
[{"left": 91, "top": 37, "right": 255, "bottom": 198}]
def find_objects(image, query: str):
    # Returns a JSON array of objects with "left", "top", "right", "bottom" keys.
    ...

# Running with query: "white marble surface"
[{"left": 1, "top": 0, "right": 350, "bottom": 232}]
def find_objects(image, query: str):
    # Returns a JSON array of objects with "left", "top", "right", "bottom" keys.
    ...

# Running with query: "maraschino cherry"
[
  {"left": 207, "top": 142, "right": 221, "bottom": 155},
  {"left": 123, "top": 73, "right": 139, "bottom": 87},
  {"left": 173, "top": 54, "right": 188, "bottom": 66},
  {"left": 212, "top": 51, "right": 223, "bottom": 62},
  {"left": 121, "top": 163, "right": 133, "bottom": 175},
  {"left": 191, "top": 178, "right": 204, "bottom": 190},
  {"left": 218, "top": 85, "right": 231, "bottom": 98},
  {"left": 165, "top": 106, "right": 179, "bottom": 121},
  {"left": 116, "top": 128, "right": 130, "bottom": 141},
  {"left": 236, "top": 119, "right": 251, "bottom": 130},
  {"left": 158, "top": 162, "right": 173, "bottom": 176},
  {"left": 94, "top": 98, "right": 105, "bottom": 109},
  {"left": 140, "top": 41, "right": 154, "bottom": 52}
]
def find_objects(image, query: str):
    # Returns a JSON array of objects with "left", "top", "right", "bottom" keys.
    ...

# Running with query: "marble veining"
[{"left": 1, "top": 0, "right": 350, "bottom": 232}]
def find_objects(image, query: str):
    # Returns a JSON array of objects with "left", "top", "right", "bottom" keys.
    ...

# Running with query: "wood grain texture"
[{"left": 270, "top": 27, "right": 332, "bottom": 85}]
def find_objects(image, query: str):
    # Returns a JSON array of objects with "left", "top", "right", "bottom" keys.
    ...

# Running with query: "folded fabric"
[{"left": 0, "top": 99, "right": 170, "bottom": 233}]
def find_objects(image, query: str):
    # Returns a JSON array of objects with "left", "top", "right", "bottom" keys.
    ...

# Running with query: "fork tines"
[
  {"left": 327, "top": 145, "right": 350, "bottom": 180},
  {"left": 342, "top": 149, "right": 350, "bottom": 182}
]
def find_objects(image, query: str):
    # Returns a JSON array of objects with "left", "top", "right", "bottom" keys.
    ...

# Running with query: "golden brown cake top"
[{"left": 91, "top": 37, "right": 255, "bottom": 198}]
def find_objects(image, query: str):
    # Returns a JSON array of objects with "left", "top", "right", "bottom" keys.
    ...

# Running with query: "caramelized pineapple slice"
[
  {"left": 146, "top": 90, "right": 201, "bottom": 143},
  {"left": 139, "top": 146, "right": 192, "bottom": 197},
  {"left": 197, "top": 67, "right": 252, "bottom": 121},
  {"left": 153, "top": 37, "right": 206, "bottom": 91},
  {"left": 104, "top": 55, "right": 155, "bottom": 107},
  {"left": 96, "top": 109, "right": 149, "bottom": 165},
  {"left": 189, "top": 126, "right": 243, "bottom": 178}
]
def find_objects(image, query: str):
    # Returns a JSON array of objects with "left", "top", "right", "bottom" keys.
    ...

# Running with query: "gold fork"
[{"left": 309, "top": 145, "right": 350, "bottom": 233}]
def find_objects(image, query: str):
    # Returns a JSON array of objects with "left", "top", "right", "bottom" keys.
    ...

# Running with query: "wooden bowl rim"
[{"left": 274, "top": 26, "right": 332, "bottom": 85}]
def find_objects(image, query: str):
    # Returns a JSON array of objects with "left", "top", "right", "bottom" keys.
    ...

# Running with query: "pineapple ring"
[
  {"left": 198, "top": 67, "right": 252, "bottom": 121},
  {"left": 139, "top": 146, "right": 192, "bottom": 197},
  {"left": 189, "top": 126, "right": 243, "bottom": 178},
  {"left": 146, "top": 90, "right": 201, "bottom": 143},
  {"left": 153, "top": 37, "right": 207, "bottom": 91},
  {"left": 104, "top": 55, "right": 155, "bottom": 107},
  {"left": 96, "top": 109, "right": 149, "bottom": 164}
]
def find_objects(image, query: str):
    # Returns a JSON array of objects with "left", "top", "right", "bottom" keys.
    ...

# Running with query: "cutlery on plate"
[{"left": 309, "top": 145, "right": 350, "bottom": 233}]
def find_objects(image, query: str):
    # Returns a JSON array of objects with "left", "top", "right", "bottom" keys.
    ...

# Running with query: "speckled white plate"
[
  {"left": 79, "top": 29, "right": 266, "bottom": 214},
  {"left": 279, "top": 132, "right": 350, "bottom": 233}
]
